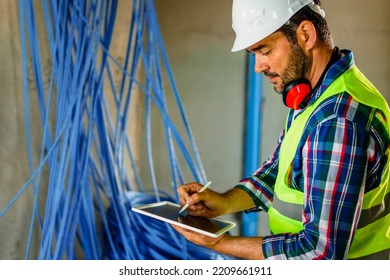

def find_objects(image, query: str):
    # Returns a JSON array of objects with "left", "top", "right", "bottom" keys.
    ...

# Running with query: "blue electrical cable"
[{"left": 5, "top": 0, "right": 233, "bottom": 260}]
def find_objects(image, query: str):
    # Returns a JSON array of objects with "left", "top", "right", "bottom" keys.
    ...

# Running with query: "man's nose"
[{"left": 254, "top": 54, "right": 269, "bottom": 73}]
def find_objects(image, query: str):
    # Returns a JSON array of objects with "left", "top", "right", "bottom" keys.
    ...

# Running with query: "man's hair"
[{"left": 277, "top": 1, "right": 333, "bottom": 48}]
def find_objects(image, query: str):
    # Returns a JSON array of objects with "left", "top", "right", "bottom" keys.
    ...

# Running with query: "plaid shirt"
[{"left": 236, "top": 49, "right": 389, "bottom": 259}]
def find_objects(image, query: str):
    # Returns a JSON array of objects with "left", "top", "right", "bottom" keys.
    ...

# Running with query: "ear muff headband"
[{"left": 282, "top": 78, "right": 312, "bottom": 110}]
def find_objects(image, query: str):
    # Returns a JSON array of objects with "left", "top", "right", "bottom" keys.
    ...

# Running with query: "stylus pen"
[{"left": 179, "top": 181, "right": 212, "bottom": 214}]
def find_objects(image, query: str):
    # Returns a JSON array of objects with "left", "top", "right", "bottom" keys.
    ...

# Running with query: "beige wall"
[
  {"left": 0, "top": 1, "right": 42, "bottom": 259},
  {"left": 323, "top": 0, "right": 390, "bottom": 96}
]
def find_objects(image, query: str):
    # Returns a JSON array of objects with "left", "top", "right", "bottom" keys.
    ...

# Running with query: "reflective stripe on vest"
[{"left": 269, "top": 65, "right": 390, "bottom": 259}]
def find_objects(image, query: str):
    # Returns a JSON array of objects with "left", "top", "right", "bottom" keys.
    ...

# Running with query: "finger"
[
  {"left": 186, "top": 188, "right": 209, "bottom": 205},
  {"left": 171, "top": 224, "right": 190, "bottom": 236},
  {"left": 185, "top": 199, "right": 216, "bottom": 217},
  {"left": 177, "top": 186, "right": 190, "bottom": 205},
  {"left": 177, "top": 182, "right": 202, "bottom": 205},
  {"left": 178, "top": 182, "right": 203, "bottom": 195},
  {"left": 171, "top": 224, "right": 182, "bottom": 231}
]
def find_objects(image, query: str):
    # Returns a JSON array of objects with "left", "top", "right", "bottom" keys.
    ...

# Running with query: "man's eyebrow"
[{"left": 247, "top": 44, "right": 268, "bottom": 53}]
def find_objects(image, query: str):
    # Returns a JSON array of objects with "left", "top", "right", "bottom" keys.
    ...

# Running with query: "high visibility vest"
[{"left": 269, "top": 65, "right": 390, "bottom": 259}]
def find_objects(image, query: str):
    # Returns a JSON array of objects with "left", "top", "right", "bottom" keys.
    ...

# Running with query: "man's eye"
[{"left": 261, "top": 49, "right": 271, "bottom": 56}]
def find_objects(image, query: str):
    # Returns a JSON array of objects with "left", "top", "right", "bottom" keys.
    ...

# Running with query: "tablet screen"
[{"left": 132, "top": 201, "right": 236, "bottom": 237}]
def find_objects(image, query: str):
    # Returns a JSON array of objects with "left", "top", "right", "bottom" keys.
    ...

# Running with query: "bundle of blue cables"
[{"left": 4, "top": 0, "right": 232, "bottom": 260}]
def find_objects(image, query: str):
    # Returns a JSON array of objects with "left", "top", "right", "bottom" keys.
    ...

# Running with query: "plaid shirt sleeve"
[{"left": 234, "top": 130, "right": 284, "bottom": 212}]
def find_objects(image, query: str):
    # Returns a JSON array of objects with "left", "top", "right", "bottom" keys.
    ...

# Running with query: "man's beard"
[{"left": 265, "top": 44, "right": 312, "bottom": 94}]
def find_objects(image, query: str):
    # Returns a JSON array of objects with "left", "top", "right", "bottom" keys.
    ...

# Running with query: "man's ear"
[{"left": 296, "top": 20, "right": 317, "bottom": 51}]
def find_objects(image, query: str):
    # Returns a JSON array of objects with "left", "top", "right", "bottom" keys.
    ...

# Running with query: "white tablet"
[{"left": 131, "top": 201, "right": 236, "bottom": 238}]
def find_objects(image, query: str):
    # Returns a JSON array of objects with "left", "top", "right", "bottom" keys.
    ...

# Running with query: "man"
[{"left": 173, "top": 0, "right": 390, "bottom": 260}]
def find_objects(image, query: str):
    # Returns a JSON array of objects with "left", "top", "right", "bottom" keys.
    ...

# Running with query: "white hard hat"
[{"left": 231, "top": 0, "right": 322, "bottom": 52}]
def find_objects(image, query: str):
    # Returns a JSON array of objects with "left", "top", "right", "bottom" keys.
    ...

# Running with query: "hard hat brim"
[{"left": 231, "top": 21, "right": 286, "bottom": 52}]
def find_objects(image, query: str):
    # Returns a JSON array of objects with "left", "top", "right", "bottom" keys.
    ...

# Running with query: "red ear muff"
[{"left": 282, "top": 78, "right": 312, "bottom": 110}]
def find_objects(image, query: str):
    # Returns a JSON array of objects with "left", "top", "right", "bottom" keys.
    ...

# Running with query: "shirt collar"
[{"left": 307, "top": 49, "right": 354, "bottom": 107}]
